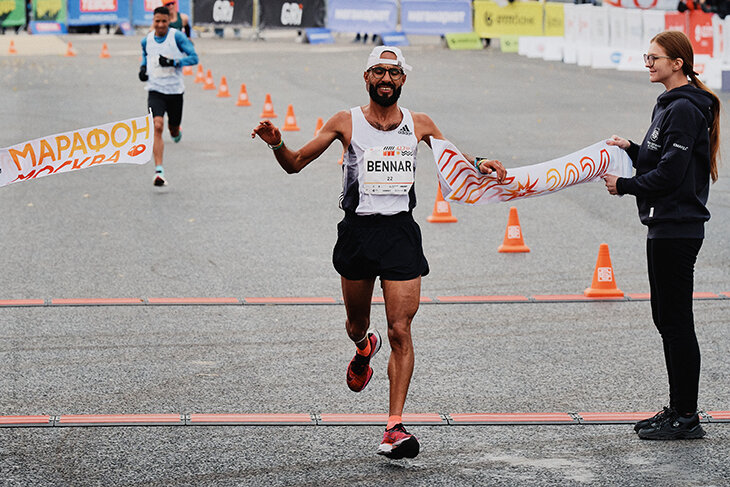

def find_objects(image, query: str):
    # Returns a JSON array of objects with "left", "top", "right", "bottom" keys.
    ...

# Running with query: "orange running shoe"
[
  {"left": 377, "top": 423, "right": 420, "bottom": 459},
  {"left": 345, "top": 330, "right": 381, "bottom": 392}
]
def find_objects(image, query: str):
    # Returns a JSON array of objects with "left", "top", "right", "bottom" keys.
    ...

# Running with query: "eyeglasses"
[
  {"left": 368, "top": 66, "right": 404, "bottom": 80},
  {"left": 643, "top": 54, "right": 673, "bottom": 67}
]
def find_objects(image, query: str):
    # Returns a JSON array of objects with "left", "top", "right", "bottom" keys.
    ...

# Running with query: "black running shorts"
[
  {"left": 147, "top": 90, "right": 184, "bottom": 127},
  {"left": 333, "top": 211, "right": 430, "bottom": 281}
]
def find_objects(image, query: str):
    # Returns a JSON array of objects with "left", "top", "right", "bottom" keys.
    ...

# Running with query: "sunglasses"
[
  {"left": 643, "top": 54, "right": 673, "bottom": 67},
  {"left": 368, "top": 66, "right": 404, "bottom": 80}
]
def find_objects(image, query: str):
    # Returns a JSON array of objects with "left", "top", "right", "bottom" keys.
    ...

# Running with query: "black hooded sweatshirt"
[{"left": 616, "top": 84, "right": 714, "bottom": 239}]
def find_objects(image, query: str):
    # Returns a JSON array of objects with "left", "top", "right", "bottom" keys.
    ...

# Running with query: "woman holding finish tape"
[{"left": 603, "top": 30, "right": 720, "bottom": 440}]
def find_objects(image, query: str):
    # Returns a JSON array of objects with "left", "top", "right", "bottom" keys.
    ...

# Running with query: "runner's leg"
[
  {"left": 382, "top": 277, "right": 421, "bottom": 417},
  {"left": 153, "top": 115, "right": 165, "bottom": 166},
  {"left": 341, "top": 276, "right": 376, "bottom": 345}
]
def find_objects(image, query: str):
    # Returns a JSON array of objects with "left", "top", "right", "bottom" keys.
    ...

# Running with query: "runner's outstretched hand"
[
  {"left": 251, "top": 120, "right": 282, "bottom": 146},
  {"left": 476, "top": 158, "right": 506, "bottom": 183}
]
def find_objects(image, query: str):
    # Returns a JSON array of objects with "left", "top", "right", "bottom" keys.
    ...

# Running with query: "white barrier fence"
[{"left": 514, "top": 4, "right": 730, "bottom": 90}]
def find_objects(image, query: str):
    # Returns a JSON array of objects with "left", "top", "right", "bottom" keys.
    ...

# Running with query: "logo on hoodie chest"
[{"left": 647, "top": 127, "right": 661, "bottom": 151}]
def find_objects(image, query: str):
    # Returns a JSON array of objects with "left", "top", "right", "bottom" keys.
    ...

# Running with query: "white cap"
[{"left": 366, "top": 46, "right": 412, "bottom": 72}]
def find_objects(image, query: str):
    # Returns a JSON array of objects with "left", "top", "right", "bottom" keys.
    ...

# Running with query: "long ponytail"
[{"left": 653, "top": 30, "right": 720, "bottom": 182}]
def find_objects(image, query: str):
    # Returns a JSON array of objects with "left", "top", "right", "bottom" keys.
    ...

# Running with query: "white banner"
[
  {"left": 431, "top": 138, "right": 633, "bottom": 205},
  {"left": 609, "top": 5, "right": 628, "bottom": 48},
  {"left": 0, "top": 113, "right": 153, "bottom": 188},
  {"left": 642, "top": 10, "right": 666, "bottom": 47}
]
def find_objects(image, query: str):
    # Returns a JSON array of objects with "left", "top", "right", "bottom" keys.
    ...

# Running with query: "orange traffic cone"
[
  {"left": 8, "top": 40, "right": 17, "bottom": 55},
  {"left": 203, "top": 70, "right": 216, "bottom": 90},
  {"left": 65, "top": 42, "right": 76, "bottom": 57},
  {"left": 194, "top": 64, "right": 204, "bottom": 83},
  {"left": 217, "top": 76, "right": 231, "bottom": 97},
  {"left": 236, "top": 83, "right": 251, "bottom": 106},
  {"left": 260, "top": 93, "right": 277, "bottom": 118},
  {"left": 282, "top": 104, "right": 300, "bottom": 131},
  {"left": 182, "top": 65, "right": 193, "bottom": 75},
  {"left": 100, "top": 43, "right": 110, "bottom": 58},
  {"left": 498, "top": 206, "right": 529, "bottom": 252},
  {"left": 584, "top": 243, "right": 624, "bottom": 298},
  {"left": 427, "top": 186, "right": 458, "bottom": 223},
  {"left": 338, "top": 149, "right": 344, "bottom": 166},
  {"left": 314, "top": 117, "right": 323, "bottom": 137}
]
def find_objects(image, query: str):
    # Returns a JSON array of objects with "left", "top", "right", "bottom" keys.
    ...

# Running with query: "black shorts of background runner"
[
  {"left": 333, "top": 211, "right": 429, "bottom": 281},
  {"left": 147, "top": 90, "right": 184, "bottom": 127}
]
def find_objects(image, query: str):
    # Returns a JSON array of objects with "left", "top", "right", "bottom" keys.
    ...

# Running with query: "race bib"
[{"left": 363, "top": 145, "right": 415, "bottom": 195}]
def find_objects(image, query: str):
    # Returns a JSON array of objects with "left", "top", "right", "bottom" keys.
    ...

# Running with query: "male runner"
[
  {"left": 139, "top": 6, "right": 198, "bottom": 186},
  {"left": 252, "top": 46, "right": 505, "bottom": 458}
]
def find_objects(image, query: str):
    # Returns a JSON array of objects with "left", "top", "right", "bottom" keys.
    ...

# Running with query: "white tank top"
[
  {"left": 341, "top": 106, "right": 419, "bottom": 215},
  {"left": 145, "top": 28, "right": 185, "bottom": 95}
]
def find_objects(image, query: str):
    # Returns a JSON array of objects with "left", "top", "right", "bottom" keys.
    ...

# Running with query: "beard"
[{"left": 369, "top": 82, "right": 401, "bottom": 107}]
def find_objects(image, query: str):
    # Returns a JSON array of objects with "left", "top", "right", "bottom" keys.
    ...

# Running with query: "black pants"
[{"left": 646, "top": 238, "right": 703, "bottom": 415}]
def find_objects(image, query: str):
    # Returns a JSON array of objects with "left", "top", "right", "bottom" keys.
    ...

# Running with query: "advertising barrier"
[
  {"left": 132, "top": 0, "right": 191, "bottom": 27},
  {"left": 1, "top": 0, "right": 25, "bottom": 27},
  {"left": 664, "top": 11, "right": 687, "bottom": 33},
  {"left": 400, "top": 0, "right": 472, "bottom": 35},
  {"left": 544, "top": 2, "right": 564, "bottom": 37},
  {"left": 603, "top": 0, "right": 678, "bottom": 9},
  {"left": 32, "top": 0, "right": 67, "bottom": 23},
  {"left": 473, "top": 0, "right": 544, "bottom": 38},
  {"left": 30, "top": 21, "right": 68, "bottom": 33},
  {"left": 508, "top": 2, "right": 728, "bottom": 89},
  {"left": 326, "top": 0, "right": 397, "bottom": 34},
  {"left": 259, "top": 0, "right": 325, "bottom": 29},
  {"left": 190, "top": 0, "right": 251, "bottom": 26},
  {"left": 67, "top": 0, "right": 130, "bottom": 26},
  {"left": 689, "top": 11, "right": 714, "bottom": 56}
]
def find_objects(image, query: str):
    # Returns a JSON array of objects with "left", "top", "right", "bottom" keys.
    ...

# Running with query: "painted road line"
[
  {"left": 147, "top": 297, "right": 241, "bottom": 305},
  {"left": 435, "top": 295, "right": 530, "bottom": 303},
  {"left": 705, "top": 411, "right": 730, "bottom": 423},
  {"left": 532, "top": 295, "right": 626, "bottom": 302},
  {"left": 188, "top": 413, "right": 315, "bottom": 425},
  {"left": 317, "top": 413, "right": 446, "bottom": 426},
  {"left": 243, "top": 297, "right": 338, "bottom": 305},
  {"left": 1, "top": 293, "right": 728, "bottom": 307},
  {"left": 0, "top": 415, "right": 53, "bottom": 427},
  {"left": 51, "top": 298, "right": 144, "bottom": 306},
  {"left": 2, "top": 411, "right": 729, "bottom": 428},
  {"left": 692, "top": 292, "right": 720, "bottom": 299},
  {"left": 56, "top": 414, "right": 185, "bottom": 426},
  {"left": 448, "top": 413, "right": 577, "bottom": 425},
  {"left": 576, "top": 412, "right": 661, "bottom": 424},
  {"left": 627, "top": 293, "right": 651, "bottom": 300},
  {"left": 0, "top": 299, "right": 46, "bottom": 306}
]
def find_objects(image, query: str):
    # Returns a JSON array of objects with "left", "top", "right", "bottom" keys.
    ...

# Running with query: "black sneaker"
[
  {"left": 638, "top": 411, "right": 706, "bottom": 440},
  {"left": 634, "top": 406, "right": 673, "bottom": 433},
  {"left": 153, "top": 171, "right": 167, "bottom": 187}
]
